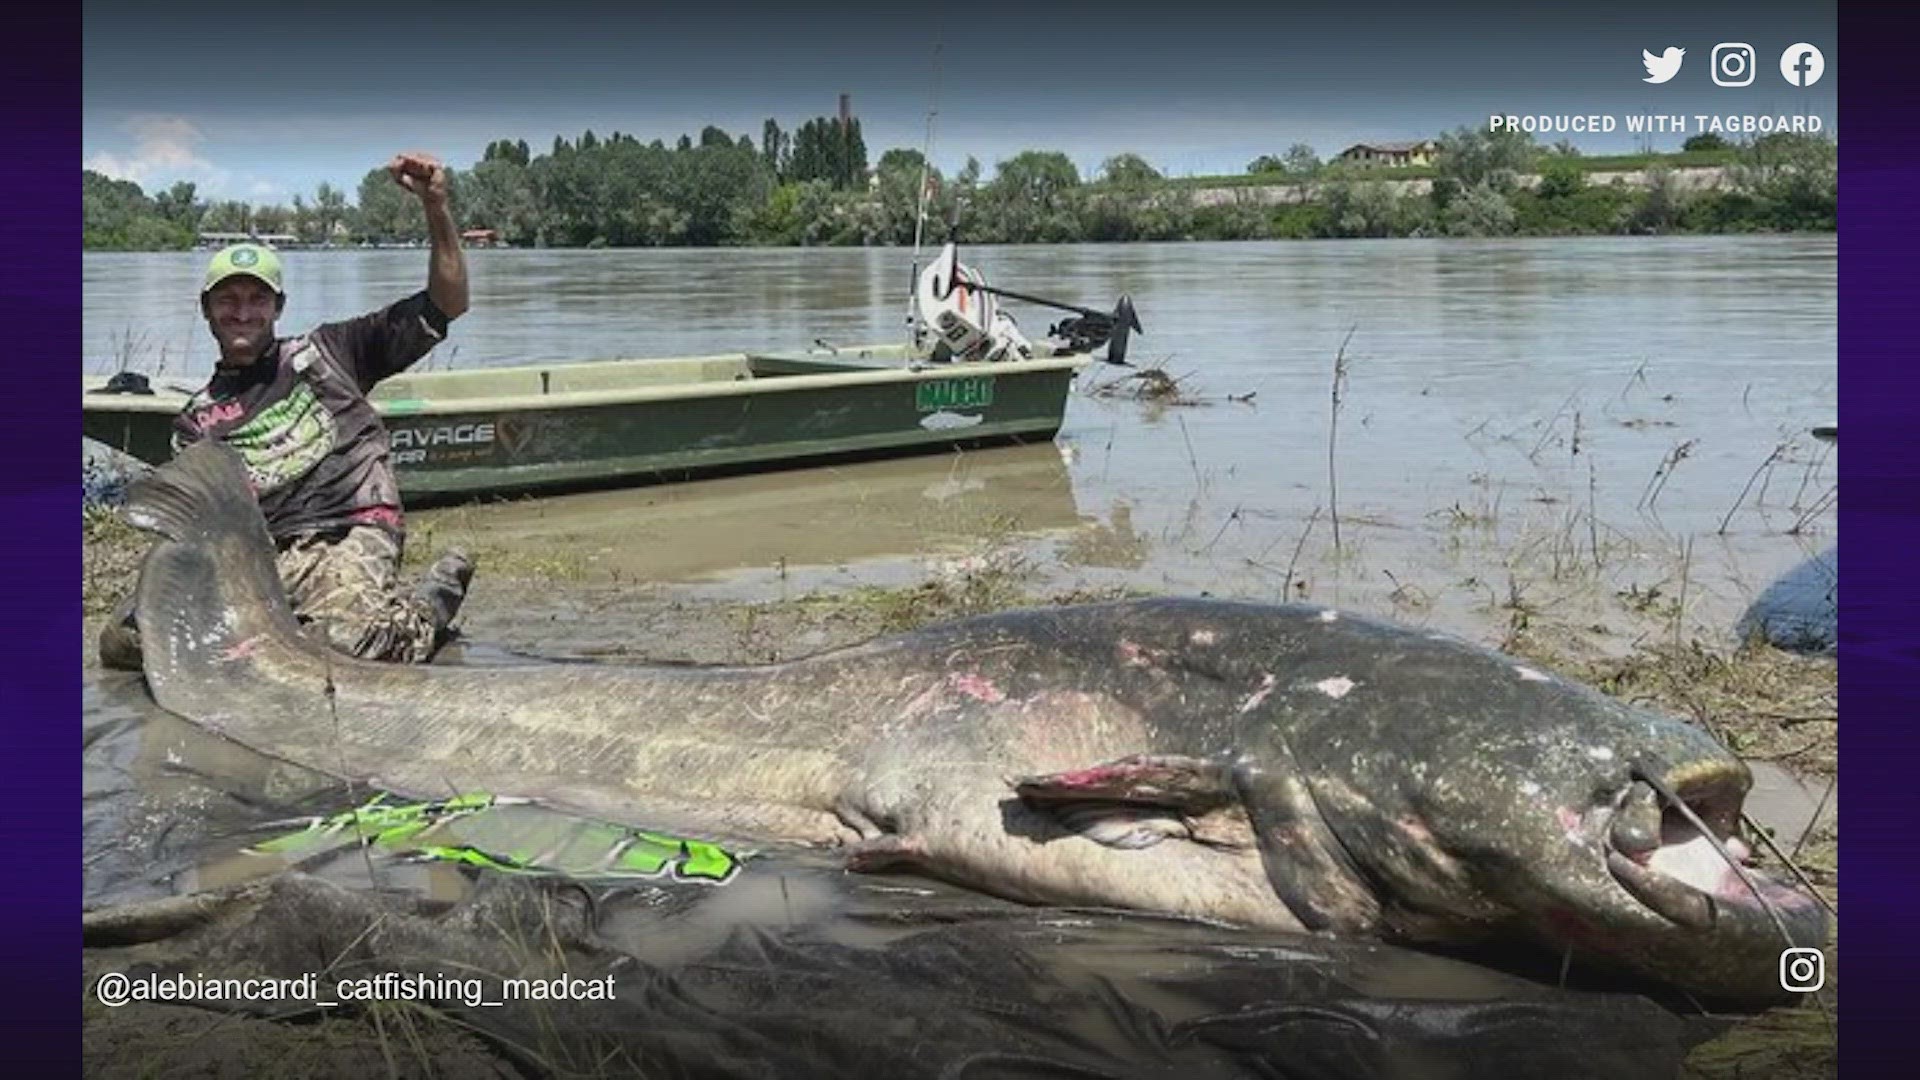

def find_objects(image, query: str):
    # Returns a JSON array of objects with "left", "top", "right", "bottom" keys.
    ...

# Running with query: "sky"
[{"left": 83, "top": 0, "right": 1837, "bottom": 203}]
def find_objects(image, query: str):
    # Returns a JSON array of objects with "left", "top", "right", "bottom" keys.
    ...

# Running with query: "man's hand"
[{"left": 388, "top": 152, "right": 449, "bottom": 206}]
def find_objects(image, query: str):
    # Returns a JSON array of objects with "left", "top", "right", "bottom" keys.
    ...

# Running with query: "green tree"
[
  {"left": 199, "top": 200, "right": 252, "bottom": 234},
  {"left": 788, "top": 116, "right": 868, "bottom": 189},
  {"left": 355, "top": 167, "right": 421, "bottom": 242},
  {"left": 153, "top": 181, "right": 201, "bottom": 227},
  {"left": 872, "top": 148, "right": 941, "bottom": 243},
  {"left": 483, "top": 139, "right": 531, "bottom": 166},
  {"left": 1683, "top": 133, "right": 1729, "bottom": 152},
  {"left": 1443, "top": 181, "right": 1516, "bottom": 236},
  {"left": 739, "top": 180, "right": 810, "bottom": 245},
  {"left": 460, "top": 158, "right": 539, "bottom": 245},
  {"left": 1248, "top": 155, "right": 1286, "bottom": 174},
  {"left": 1435, "top": 124, "right": 1537, "bottom": 194},
  {"left": 83, "top": 170, "right": 194, "bottom": 249},
  {"left": 252, "top": 203, "right": 293, "bottom": 235},
  {"left": 663, "top": 138, "right": 772, "bottom": 244},
  {"left": 1318, "top": 178, "right": 1407, "bottom": 238},
  {"left": 876, "top": 147, "right": 928, "bottom": 179},
  {"left": 313, "top": 182, "right": 348, "bottom": 243},
  {"left": 1535, "top": 155, "right": 1586, "bottom": 199},
  {"left": 790, "top": 178, "right": 847, "bottom": 245},
  {"left": 991, "top": 151, "right": 1080, "bottom": 208},
  {"left": 789, "top": 120, "right": 829, "bottom": 183},
  {"left": 1282, "top": 143, "right": 1321, "bottom": 177},
  {"left": 1099, "top": 153, "right": 1161, "bottom": 186},
  {"left": 1726, "top": 133, "right": 1836, "bottom": 229},
  {"left": 1628, "top": 164, "right": 1686, "bottom": 234},
  {"left": 288, "top": 194, "right": 314, "bottom": 243},
  {"left": 761, "top": 118, "right": 789, "bottom": 180}
]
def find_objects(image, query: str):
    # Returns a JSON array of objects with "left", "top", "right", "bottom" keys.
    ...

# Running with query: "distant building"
[
  {"left": 461, "top": 228, "right": 503, "bottom": 248},
  {"left": 1336, "top": 140, "right": 1441, "bottom": 168},
  {"left": 197, "top": 231, "right": 300, "bottom": 249}
]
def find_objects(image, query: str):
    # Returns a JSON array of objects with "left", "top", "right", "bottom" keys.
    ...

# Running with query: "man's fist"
[{"left": 388, "top": 152, "right": 448, "bottom": 203}]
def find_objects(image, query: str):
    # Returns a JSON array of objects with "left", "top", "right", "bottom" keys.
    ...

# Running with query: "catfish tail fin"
[
  {"left": 124, "top": 439, "right": 265, "bottom": 546},
  {"left": 123, "top": 442, "right": 311, "bottom": 703}
]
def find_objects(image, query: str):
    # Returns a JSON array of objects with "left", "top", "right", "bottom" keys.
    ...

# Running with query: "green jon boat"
[
  {"left": 85, "top": 242, "right": 1140, "bottom": 504},
  {"left": 82, "top": 344, "right": 1090, "bottom": 504}
]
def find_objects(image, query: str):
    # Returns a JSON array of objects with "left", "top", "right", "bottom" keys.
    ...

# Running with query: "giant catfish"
[{"left": 119, "top": 443, "right": 1825, "bottom": 1004}]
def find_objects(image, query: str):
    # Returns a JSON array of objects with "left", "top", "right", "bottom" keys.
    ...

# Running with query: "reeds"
[{"left": 1327, "top": 326, "right": 1357, "bottom": 557}]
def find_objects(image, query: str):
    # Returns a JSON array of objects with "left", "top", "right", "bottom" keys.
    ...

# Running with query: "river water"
[
  {"left": 84, "top": 237, "right": 1837, "bottom": 906},
  {"left": 86, "top": 237, "right": 1837, "bottom": 630}
]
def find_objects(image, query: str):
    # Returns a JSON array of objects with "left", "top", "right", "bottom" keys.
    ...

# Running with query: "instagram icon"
[
  {"left": 1713, "top": 42, "right": 1757, "bottom": 86},
  {"left": 1779, "top": 948, "right": 1826, "bottom": 993}
]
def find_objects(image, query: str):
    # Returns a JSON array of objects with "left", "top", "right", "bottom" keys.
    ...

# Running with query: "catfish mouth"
[{"left": 1602, "top": 764, "right": 1802, "bottom": 930}]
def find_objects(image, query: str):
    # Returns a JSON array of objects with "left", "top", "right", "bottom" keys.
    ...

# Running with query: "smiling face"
[{"left": 202, "top": 276, "right": 283, "bottom": 367}]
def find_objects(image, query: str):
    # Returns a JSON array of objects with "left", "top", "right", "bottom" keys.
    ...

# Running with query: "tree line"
[{"left": 82, "top": 120, "right": 1835, "bottom": 251}]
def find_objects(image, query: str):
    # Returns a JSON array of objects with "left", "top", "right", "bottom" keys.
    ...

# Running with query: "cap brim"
[{"left": 202, "top": 271, "right": 285, "bottom": 296}]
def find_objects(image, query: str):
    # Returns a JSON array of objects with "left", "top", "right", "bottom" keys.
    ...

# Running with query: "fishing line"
[
  {"left": 1630, "top": 767, "right": 1812, "bottom": 960},
  {"left": 907, "top": 42, "right": 943, "bottom": 350}
]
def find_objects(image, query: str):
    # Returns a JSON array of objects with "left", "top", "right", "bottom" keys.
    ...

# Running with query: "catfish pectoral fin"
[{"left": 1013, "top": 753, "right": 1236, "bottom": 811}]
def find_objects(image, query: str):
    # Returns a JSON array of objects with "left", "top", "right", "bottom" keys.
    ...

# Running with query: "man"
[{"left": 103, "top": 151, "right": 474, "bottom": 667}]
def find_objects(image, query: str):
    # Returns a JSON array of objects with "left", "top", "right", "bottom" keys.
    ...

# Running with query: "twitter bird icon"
[{"left": 1643, "top": 47, "right": 1685, "bottom": 84}]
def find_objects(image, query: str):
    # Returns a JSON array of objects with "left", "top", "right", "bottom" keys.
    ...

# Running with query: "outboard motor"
[
  {"left": 910, "top": 242, "right": 1143, "bottom": 366},
  {"left": 915, "top": 243, "right": 1034, "bottom": 363}
]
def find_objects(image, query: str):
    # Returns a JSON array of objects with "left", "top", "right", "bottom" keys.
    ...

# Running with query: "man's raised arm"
[{"left": 389, "top": 151, "right": 469, "bottom": 321}]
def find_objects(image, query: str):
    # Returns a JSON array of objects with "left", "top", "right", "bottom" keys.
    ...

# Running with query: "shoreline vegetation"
[{"left": 84, "top": 124, "right": 1835, "bottom": 252}]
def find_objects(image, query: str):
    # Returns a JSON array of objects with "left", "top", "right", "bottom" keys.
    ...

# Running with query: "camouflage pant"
[
  {"left": 99, "top": 525, "right": 453, "bottom": 671},
  {"left": 275, "top": 525, "right": 443, "bottom": 664}
]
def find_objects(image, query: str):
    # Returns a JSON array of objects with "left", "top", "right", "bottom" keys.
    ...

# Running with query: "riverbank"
[{"left": 84, "top": 132, "right": 1834, "bottom": 252}]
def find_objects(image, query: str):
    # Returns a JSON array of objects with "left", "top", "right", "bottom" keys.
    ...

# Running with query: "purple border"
[
  {"left": 7, "top": 6, "right": 79, "bottom": 1071},
  {"left": 45, "top": 1, "right": 1876, "bottom": 1073},
  {"left": 1839, "top": 3, "right": 1918, "bottom": 1068}
]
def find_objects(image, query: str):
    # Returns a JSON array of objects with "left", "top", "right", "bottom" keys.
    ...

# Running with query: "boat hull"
[{"left": 83, "top": 345, "right": 1087, "bottom": 504}]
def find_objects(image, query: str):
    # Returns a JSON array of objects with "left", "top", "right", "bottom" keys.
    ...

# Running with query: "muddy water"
[
  {"left": 87, "top": 237, "right": 1837, "bottom": 628},
  {"left": 83, "top": 237, "right": 1835, "bottom": 916},
  {"left": 409, "top": 441, "right": 1092, "bottom": 595}
]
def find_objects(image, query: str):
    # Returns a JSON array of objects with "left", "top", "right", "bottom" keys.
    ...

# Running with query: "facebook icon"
[{"left": 1779, "top": 43, "right": 1826, "bottom": 87}]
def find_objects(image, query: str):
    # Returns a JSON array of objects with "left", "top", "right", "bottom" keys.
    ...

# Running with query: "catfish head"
[
  {"left": 1014, "top": 631, "right": 1827, "bottom": 1007},
  {"left": 1240, "top": 652, "right": 1828, "bottom": 1007}
]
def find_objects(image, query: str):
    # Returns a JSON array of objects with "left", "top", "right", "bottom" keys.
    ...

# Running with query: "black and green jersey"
[{"left": 173, "top": 291, "right": 449, "bottom": 541}]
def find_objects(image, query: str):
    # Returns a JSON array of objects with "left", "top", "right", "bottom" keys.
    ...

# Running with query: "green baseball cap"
[{"left": 201, "top": 243, "right": 285, "bottom": 296}]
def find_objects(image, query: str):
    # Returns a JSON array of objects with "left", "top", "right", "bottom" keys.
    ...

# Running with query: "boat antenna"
[{"left": 907, "top": 43, "right": 941, "bottom": 353}]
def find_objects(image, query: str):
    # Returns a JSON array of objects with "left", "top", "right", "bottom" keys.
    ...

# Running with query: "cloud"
[
  {"left": 86, "top": 114, "right": 232, "bottom": 190},
  {"left": 84, "top": 115, "right": 299, "bottom": 199}
]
